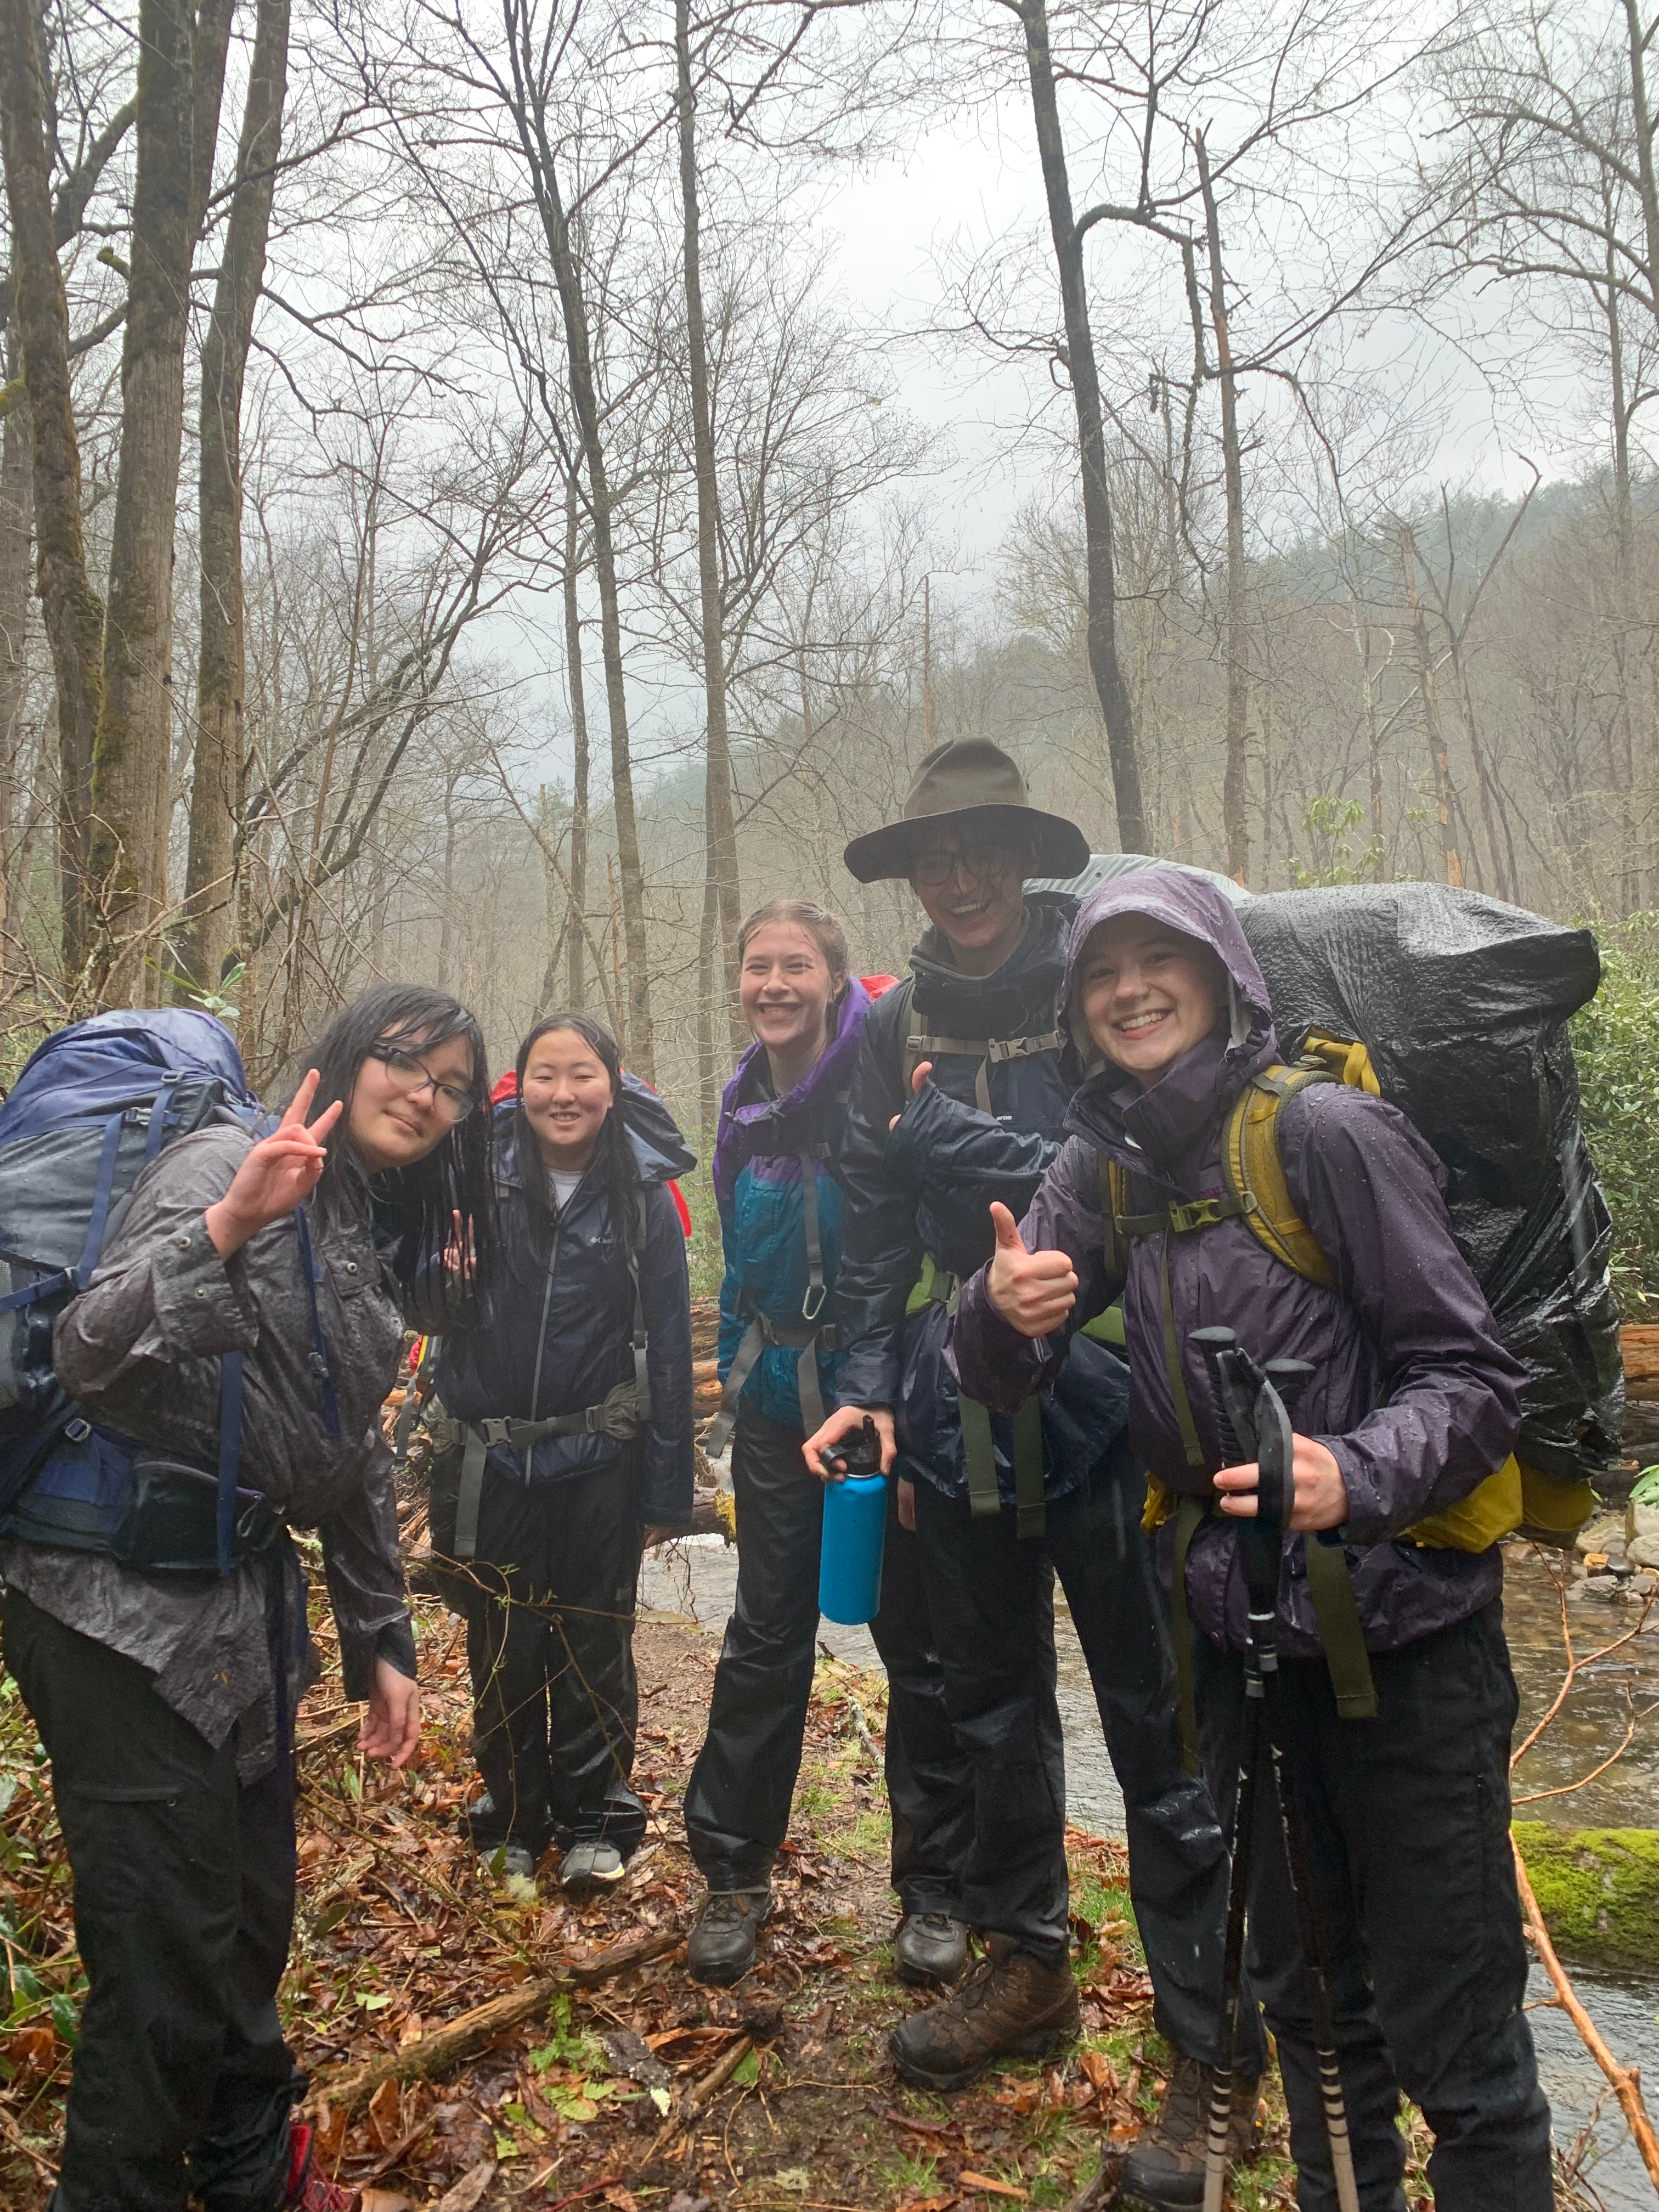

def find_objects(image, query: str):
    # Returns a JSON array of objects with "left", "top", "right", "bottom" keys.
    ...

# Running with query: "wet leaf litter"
[{"left": 6, "top": 1482, "right": 1469, "bottom": 2208}]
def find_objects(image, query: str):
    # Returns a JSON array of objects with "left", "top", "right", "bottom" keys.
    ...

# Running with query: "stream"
[{"left": 641, "top": 1533, "right": 1659, "bottom": 2204}]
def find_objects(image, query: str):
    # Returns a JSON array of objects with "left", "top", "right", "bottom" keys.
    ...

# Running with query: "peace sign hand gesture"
[{"left": 205, "top": 1070, "right": 343, "bottom": 1260}]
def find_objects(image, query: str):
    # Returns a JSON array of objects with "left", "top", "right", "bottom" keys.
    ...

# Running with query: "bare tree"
[
  {"left": 1003, "top": 0, "right": 1147, "bottom": 850},
  {"left": 176, "top": 0, "right": 292, "bottom": 999},
  {"left": 87, "top": 0, "right": 233, "bottom": 995},
  {"left": 0, "top": 0, "right": 109, "bottom": 983}
]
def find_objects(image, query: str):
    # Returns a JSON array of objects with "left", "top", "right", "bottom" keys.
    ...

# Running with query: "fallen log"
[{"left": 319, "top": 1927, "right": 681, "bottom": 2111}]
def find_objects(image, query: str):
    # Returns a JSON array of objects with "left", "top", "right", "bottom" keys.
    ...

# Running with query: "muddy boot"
[
  {"left": 1116, "top": 2054, "right": 1263, "bottom": 2210},
  {"left": 686, "top": 1887, "right": 771, "bottom": 1987},
  {"left": 888, "top": 1934, "right": 1079, "bottom": 2091},
  {"left": 893, "top": 1911, "right": 970, "bottom": 1987}
]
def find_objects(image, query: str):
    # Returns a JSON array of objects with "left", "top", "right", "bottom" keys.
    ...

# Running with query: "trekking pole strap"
[{"left": 1304, "top": 1533, "right": 1379, "bottom": 1719}]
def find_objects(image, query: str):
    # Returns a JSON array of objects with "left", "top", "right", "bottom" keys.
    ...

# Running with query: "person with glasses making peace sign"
[{"left": 1, "top": 983, "right": 496, "bottom": 2212}]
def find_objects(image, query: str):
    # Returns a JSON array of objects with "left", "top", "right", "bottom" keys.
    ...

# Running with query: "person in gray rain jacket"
[
  {"left": 951, "top": 868, "right": 1551, "bottom": 2212},
  {"left": 433, "top": 1011, "right": 695, "bottom": 1902},
  {"left": 0, "top": 983, "right": 496, "bottom": 2212}
]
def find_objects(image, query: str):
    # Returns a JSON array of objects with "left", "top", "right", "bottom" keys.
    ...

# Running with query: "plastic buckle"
[
  {"left": 1169, "top": 1196, "right": 1228, "bottom": 1233},
  {"left": 63, "top": 1417, "right": 92, "bottom": 1443}
]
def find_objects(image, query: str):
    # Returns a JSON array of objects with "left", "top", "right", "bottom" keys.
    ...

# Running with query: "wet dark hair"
[
  {"left": 287, "top": 981, "right": 498, "bottom": 1318},
  {"left": 513, "top": 1010, "right": 640, "bottom": 1249}
]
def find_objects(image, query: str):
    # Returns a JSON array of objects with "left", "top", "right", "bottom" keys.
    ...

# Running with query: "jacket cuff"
[
  {"left": 150, "top": 1216, "right": 259, "bottom": 1357},
  {"left": 1322, "top": 1436, "right": 1394, "bottom": 1545},
  {"left": 341, "top": 1615, "right": 417, "bottom": 1700}
]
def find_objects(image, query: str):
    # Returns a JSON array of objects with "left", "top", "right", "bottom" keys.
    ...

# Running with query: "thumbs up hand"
[{"left": 985, "top": 1201, "right": 1078, "bottom": 1338}]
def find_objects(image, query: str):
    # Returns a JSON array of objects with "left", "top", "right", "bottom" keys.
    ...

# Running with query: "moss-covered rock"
[{"left": 1513, "top": 1822, "right": 1659, "bottom": 1967}]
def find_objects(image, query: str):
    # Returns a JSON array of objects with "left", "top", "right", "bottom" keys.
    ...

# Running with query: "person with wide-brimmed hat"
[{"left": 804, "top": 741, "right": 1265, "bottom": 2199}]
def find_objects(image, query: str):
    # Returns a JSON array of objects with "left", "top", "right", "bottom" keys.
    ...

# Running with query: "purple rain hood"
[
  {"left": 951, "top": 866, "right": 1526, "bottom": 1659},
  {"left": 713, "top": 977, "right": 872, "bottom": 1210}
]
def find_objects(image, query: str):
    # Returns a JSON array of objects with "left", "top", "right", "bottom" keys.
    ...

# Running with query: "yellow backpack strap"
[{"left": 1221, "top": 1064, "right": 1338, "bottom": 1291}]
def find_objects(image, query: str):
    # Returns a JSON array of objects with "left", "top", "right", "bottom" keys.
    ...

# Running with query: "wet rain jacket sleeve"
[
  {"left": 884, "top": 1079, "right": 1059, "bottom": 1278},
  {"left": 321, "top": 1469, "right": 416, "bottom": 1696},
  {"left": 1280, "top": 1084, "right": 1525, "bottom": 1543},
  {"left": 832, "top": 990, "right": 922, "bottom": 1412},
  {"left": 641, "top": 1182, "right": 696, "bottom": 1522},
  {"left": 950, "top": 1135, "right": 1123, "bottom": 1414}
]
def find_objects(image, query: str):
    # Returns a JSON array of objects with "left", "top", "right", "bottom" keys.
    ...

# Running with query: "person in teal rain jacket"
[{"left": 682, "top": 900, "right": 973, "bottom": 1989}]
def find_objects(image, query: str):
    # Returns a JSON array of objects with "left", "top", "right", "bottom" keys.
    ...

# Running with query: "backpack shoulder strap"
[
  {"left": 890, "top": 977, "right": 921, "bottom": 1093},
  {"left": 1221, "top": 1064, "right": 1338, "bottom": 1291}
]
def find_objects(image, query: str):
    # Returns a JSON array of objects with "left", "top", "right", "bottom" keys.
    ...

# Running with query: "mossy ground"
[{"left": 1513, "top": 1820, "right": 1659, "bottom": 1969}]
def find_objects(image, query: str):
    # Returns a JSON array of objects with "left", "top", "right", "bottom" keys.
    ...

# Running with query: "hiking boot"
[
  {"left": 686, "top": 1888, "right": 771, "bottom": 1986},
  {"left": 561, "top": 1838, "right": 627, "bottom": 1900},
  {"left": 478, "top": 1839, "right": 535, "bottom": 1882},
  {"left": 285, "top": 2121, "right": 360, "bottom": 2210},
  {"left": 888, "top": 1933, "right": 1080, "bottom": 2091},
  {"left": 893, "top": 1911, "right": 970, "bottom": 1986},
  {"left": 1116, "top": 2055, "right": 1264, "bottom": 2210}
]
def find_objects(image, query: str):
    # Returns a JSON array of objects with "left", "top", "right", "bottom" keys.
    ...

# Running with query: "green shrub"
[{"left": 1571, "top": 912, "right": 1659, "bottom": 1316}]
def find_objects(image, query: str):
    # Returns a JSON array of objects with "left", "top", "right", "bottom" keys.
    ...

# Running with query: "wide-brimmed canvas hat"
[{"left": 843, "top": 739, "right": 1091, "bottom": 885}]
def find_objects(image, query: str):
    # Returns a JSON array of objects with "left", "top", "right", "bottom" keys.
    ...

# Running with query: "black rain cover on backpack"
[{"left": 1239, "top": 883, "right": 1621, "bottom": 1487}]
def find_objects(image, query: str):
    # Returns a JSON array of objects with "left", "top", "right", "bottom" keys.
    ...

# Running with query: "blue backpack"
[{"left": 0, "top": 1010, "right": 336, "bottom": 1572}]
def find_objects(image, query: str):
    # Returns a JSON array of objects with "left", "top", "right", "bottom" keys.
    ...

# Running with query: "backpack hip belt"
[{"left": 450, "top": 1193, "right": 652, "bottom": 1562}]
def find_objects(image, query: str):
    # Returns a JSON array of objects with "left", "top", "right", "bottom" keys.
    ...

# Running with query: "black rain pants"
[
  {"left": 1194, "top": 1598, "right": 1553, "bottom": 2212},
  {"left": 465, "top": 1458, "right": 646, "bottom": 1859},
  {"left": 913, "top": 1433, "right": 1266, "bottom": 2075},
  {"left": 2, "top": 1588, "right": 303, "bottom": 2212},
  {"left": 684, "top": 1400, "right": 972, "bottom": 1908}
]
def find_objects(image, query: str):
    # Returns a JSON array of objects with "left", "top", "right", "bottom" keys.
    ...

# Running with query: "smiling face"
[
  {"left": 347, "top": 1029, "right": 477, "bottom": 1173},
  {"left": 520, "top": 1026, "right": 616, "bottom": 1173},
  {"left": 909, "top": 828, "right": 1028, "bottom": 975},
  {"left": 1075, "top": 911, "right": 1228, "bottom": 1087},
  {"left": 740, "top": 921, "right": 838, "bottom": 1075}
]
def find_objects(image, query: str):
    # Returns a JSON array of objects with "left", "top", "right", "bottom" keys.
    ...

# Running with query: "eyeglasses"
[
  {"left": 368, "top": 1046, "right": 475, "bottom": 1125},
  {"left": 911, "top": 844, "right": 1018, "bottom": 889}
]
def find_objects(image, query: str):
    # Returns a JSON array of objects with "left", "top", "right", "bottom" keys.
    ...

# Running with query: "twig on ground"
[
  {"left": 646, "top": 2032, "right": 758, "bottom": 2162},
  {"left": 1513, "top": 1838, "right": 1659, "bottom": 2193},
  {"left": 844, "top": 1694, "right": 882, "bottom": 1768},
  {"left": 320, "top": 1927, "right": 680, "bottom": 2111},
  {"left": 0, "top": 2102, "right": 58, "bottom": 2180}
]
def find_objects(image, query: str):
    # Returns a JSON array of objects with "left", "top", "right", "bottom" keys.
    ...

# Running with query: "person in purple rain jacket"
[
  {"left": 950, "top": 865, "right": 1551, "bottom": 2212},
  {"left": 681, "top": 901, "right": 970, "bottom": 1989}
]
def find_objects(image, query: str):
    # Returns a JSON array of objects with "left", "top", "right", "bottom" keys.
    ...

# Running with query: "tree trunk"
[
  {"left": 1196, "top": 133, "right": 1250, "bottom": 884},
  {"left": 0, "top": 0, "right": 103, "bottom": 985},
  {"left": 516, "top": 97, "right": 653, "bottom": 1081},
  {"left": 1017, "top": 0, "right": 1146, "bottom": 850},
  {"left": 1399, "top": 528, "right": 1464, "bottom": 890},
  {"left": 88, "top": 0, "right": 231, "bottom": 997},
  {"left": 1623, "top": 0, "right": 1659, "bottom": 338},
  {"left": 0, "top": 326, "right": 31, "bottom": 983},
  {"left": 563, "top": 471, "right": 589, "bottom": 1011},
  {"left": 675, "top": 0, "right": 743, "bottom": 1062},
  {"left": 177, "top": 0, "right": 290, "bottom": 999}
]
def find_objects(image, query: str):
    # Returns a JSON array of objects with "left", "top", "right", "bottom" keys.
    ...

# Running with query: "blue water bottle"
[{"left": 818, "top": 1417, "right": 888, "bottom": 1626}]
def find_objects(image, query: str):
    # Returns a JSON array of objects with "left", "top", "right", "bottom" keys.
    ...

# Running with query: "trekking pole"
[
  {"left": 1187, "top": 1327, "right": 1273, "bottom": 2212},
  {"left": 1188, "top": 1330, "right": 1360, "bottom": 2212}
]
